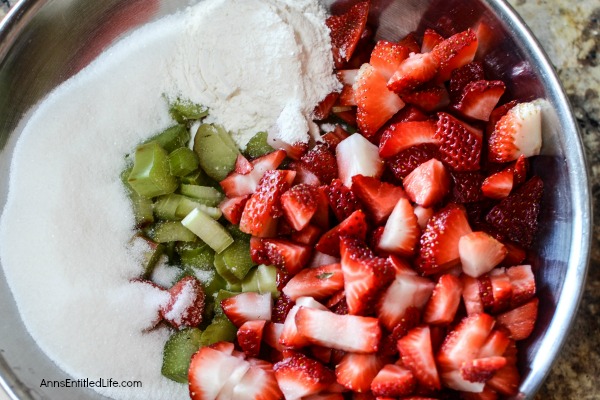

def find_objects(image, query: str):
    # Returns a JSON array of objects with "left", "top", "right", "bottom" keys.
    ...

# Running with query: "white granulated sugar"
[
  {"left": 0, "top": 0, "right": 338, "bottom": 399},
  {"left": 163, "top": 280, "right": 196, "bottom": 326},
  {"left": 151, "top": 260, "right": 180, "bottom": 289}
]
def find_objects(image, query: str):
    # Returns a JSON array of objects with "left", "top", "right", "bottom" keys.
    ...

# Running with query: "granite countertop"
[{"left": 0, "top": 0, "right": 599, "bottom": 399}]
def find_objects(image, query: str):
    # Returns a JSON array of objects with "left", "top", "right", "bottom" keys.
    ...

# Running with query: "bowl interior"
[{"left": 0, "top": 0, "right": 591, "bottom": 399}]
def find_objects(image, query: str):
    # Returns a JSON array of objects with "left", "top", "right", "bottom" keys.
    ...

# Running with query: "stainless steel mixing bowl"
[{"left": 0, "top": 0, "right": 591, "bottom": 399}]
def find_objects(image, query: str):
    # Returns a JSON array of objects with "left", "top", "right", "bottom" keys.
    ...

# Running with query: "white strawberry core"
[{"left": 511, "top": 100, "right": 543, "bottom": 157}]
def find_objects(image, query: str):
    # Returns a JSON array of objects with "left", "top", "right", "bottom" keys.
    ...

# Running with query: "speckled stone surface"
[{"left": 0, "top": 0, "right": 598, "bottom": 399}]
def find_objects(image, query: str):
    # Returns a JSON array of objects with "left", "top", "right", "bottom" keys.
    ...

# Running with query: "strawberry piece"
[
  {"left": 335, "top": 353, "right": 386, "bottom": 392},
  {"left": 316, "top": 209, "right": 368, "bottom": 257},
  {"left": 480, "top": 268, "right": 513, "bottom": 313},
  {"left": 220, "top": 150, "right": 287, "bottom": 197},
  {"left": 295, "top": 306, "right": 381, "bottom": 353},
  {"left": 435, "top": 112, "right": 483, "bottom": 171},
  {"left": 280, "top": 297, "right": 327, "bottom": 348},
  {"left": 458, "top": 231, "right": 507, "bottom": 277},
  {"left": 314, "top": 92, "right": 341, "bottom": 120},
  {"left": 370, "top": 40, "right": 410, "bottom": 80},
  {"left": 512, "top": 154, "right": 529, "bottom": 185},
  {"left": 301, "top": 143, "right": 339, "bottom": 185},
  {"left": 450, "top": 171, "right": 484, "bottom": 203},
  {"left": 290, "top": 161, "right": 321, "bottom": 187},
  {"left": 377, "top": 270, "right": 434, "bottom": 330},
  {"left": 386, "top": 143, "right": 440, "bottom": 180},
  {"left": 478, "top": 329, "right": 511, "bottom": 359},
  {"left": 501, "top": 241, "right": 527, "bottom": 267},
  {"left": 355, "top": 63, "right": 405, "bottom": 137},
  {"left": 336, "top": 133, "right": 384, "bottom": 187},
  {"left": 351, "top": 175, "right": 406, "bottom": 225},
  {"left": 461, "top": 274, "right": 484, "bottom": 315},
  {"left": 486, "top": 100, "right": 519, "bottom": 136},
  {"left": 485, "top": 176, "right": 543, "bottom": 247},
  {"left": 272, "top": 293, "right": 294, "bottom": 324},
  {"left": 263, "top": 322, "right": 285, "bottom": 352},
  {"left": 454, "top": 80, "right": 506, "bottom": 121},
  {"left": 371, "top": 364, "right": 416, "bottom": 397},
  {"left": 239, "top": 169, "right": 295, "bottom": 237},
  {"left": 162, "top": 276, "right": 205, "bottom": 329},
  {"left": 282, "top": 263, "right": 344, "bottom": 301},
  {"left": 421, "top": 29, "right": 444, "bottom": 53},
  {"left": 418, "top": 204, "right": 472, "bottom": 274},
  {"left": 221, "top": 292, "right": 273, "bottom": 327},
  {"left": 487, "top": 341, "right": 520, "bottom": 396},
  {"left": 220, "top": 195, "right": 250, "bottom": 225},
  {"left": 281, "top": 183, "right": 320, "bottom": 231},
  {"left": 432, "top": 29, "right": 479, "bottom": 83},
  {"left": 378, "top": 120, "right": 439, "bottom": 158},
  {"left": 237, "top": 319, "right": 266, "bottom": 357},
  {"left": 422, "top": 274, "right": 463, "bottom": 325},
  {"left": 232, "top": 360, "right": 283, "bottom": 400},
  {"left": 303, "top": 394, "right": 344, "bottom": 400},
  {"left": 322, "top": 125, "right": 351, "bottom": 149},
  {"left": 449, "top": 62, "right": 485, "bottom": 102},
  {"left": 397, "top": 326, "right": 441, "bottom": 391},
  {"left": 481, "top": 169, "right": 514, "bottom": 199},
  {"left": 326, "top": 179, "right": 362, "bottom": 222},
  {"left": 387, "top": 52, "right": 439, "bottom": 94},
  {"left": 401, "top": 84, "right": 449, "bottom": 112},
  {"left": 397, "top": 32, "right": 421, "bottom": 54},
  {"left": 460, "top": 356, "right": 507, "bottom": 383},
  {"left": 496, "top": 297, "right": 538, "bottom": 340},
  {"left": 337, "top": 84, "right": 357, "bottom": 106},
  {"left": 506, "top": 264, "right": 536, "bottom": 307},
  {"left": 487, "top": 100, "right": 543, "bottom": 162},
  {"left": 291, "top": 224, "right": 323, "bottom": 246},
  {"left": 337, "top": 69, "right": 359, "bottom": 85},
  {"left": 254, "top": 238, "right": 312, "bottom": 274},
  {"left": 413, "top": 205, "right": 435, "bottom": 229},
  {"left": 326, "top": 1, "right": 369, "bottom": 68},
  {"left": 273, "top": 353, "right": 336, "bottom": 399},
  {"left": 378, "top": 198, "right": 420, "bottom": 256},
  {"left": 340, "top": 236, "right": 395, "bottom": 315},
  {"left": 403, "top": 158, "right": 450, "bottom": 207}
]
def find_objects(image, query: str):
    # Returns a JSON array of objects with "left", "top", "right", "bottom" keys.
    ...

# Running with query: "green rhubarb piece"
[
  {"left": 213, "top": 289, "right": 240, "bottom": 316},
  {"left": 226, "top": 224, "right": 251, "bottom": 241},
  {"left": 148, "top": 124, "right": 190, "bottom": 154},
  {"left": 213, "top": 251, "right": 240, "bottom": 283},
  {"left": 200, "top": 315, "right": 237, "bottom": 346},
  {"left": 133, "top": 235, "right": 165, "bottom": 279},
  {"left": 178, "top": 242, "right": 215, "bottom": 271},
  {"left": 168, "top": 147, "right": 199, "bottom": 177},
  {"left": 180, "top": 184, "right": 224, "bottom": 206},
  {"left": 150, "top": 221, "right": 196, "bottom": 243},
  {"left": 153, "top": 194, "right": 181, "bottom": 220},
  {"left": 226, "top": 281, "right": 243, "bottom": 292},
  {"left": 169, "top": 98, "right": 209, "bottom": 124},
  {"left": 241, "top": 267, "right": 260, "bottom": 293},
  {"left": 161, "top": 327, "right": 202, "bottom": 383},
  {"left": 256, "top": 264, "right": 280, "bottom": 298},
  {"left": 221, "top": 240, "right": 255, "bottom": 281},
  {"left": 121, "top": 168, "right": 154, "bottom": 226},
  {"left": 214, "top": 124, "right": 241, "bottom": 155},
  {"left": 128, "top": 141, "right": 178, "bottom": 198},
  {"left": 175, "top": 197, "right": 222, "bottom": 220},
  {"left": 244, "top": 131, "right": 274, "bottom": 159},
  {"left": 193, "top": 124, "right": 239, "bottom": 181},
  {"left": 181, "top": 208, "right": 233, "bottom": 253}
]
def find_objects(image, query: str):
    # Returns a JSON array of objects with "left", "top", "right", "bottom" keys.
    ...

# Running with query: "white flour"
[{"left": 0, "top": 0, "right": 338, "bottom": 399}]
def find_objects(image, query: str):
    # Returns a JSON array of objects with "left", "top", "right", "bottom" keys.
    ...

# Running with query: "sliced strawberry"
[
  {"left": 413, "top": 205, "right": 435, "bottom": 229},
  {"left": 432, "top": 29, "right": 479, "bottom": 83},
  {"left": 485, "top": 176, "right": 543, "bottom": 247},
  {"left": 336, "top": 133, "right": 384, "bottom": 187},
  {"left": 460, "top": 356, "right": 507, "bottom": 383},
  {"left": 280, "top": 296, "right": 328, "bottom": 348},
  {"left": 461, "top": 274, "right": 484, "bottom": 315},
  {"left": 354, "top": 63, "right": 405, "bottom": 137},
  {"left": 314, "top": 92, "right": 341, "bottom": 120},
  {"left": 326, "top": 179, "right": 362, "bottom": 222},
  {"left": 506, "top": 264, "right": 536, "bottom": 307},
  {"left": 435, "top": 112, "right": 483, "bottom": 171},
  {"left": 232, "top": 360, "right": 283, "bottom": 400},
  {"left": 478, "top": 329, "right": 511, "bottom": 359},
  {"left": 371, "top": 364, "right": 416, "bottom": 397},
  {"left": 397, "top": 32, "right": 421, "bottom": 54},
  {"left": 295, "top": 306, "right": 381, "bottom": 353},
  {"left": 377, "top": 270, "right": 434, "bottom": 330},
  {"left": 422, "top": 274, "right": 463, "bottom": 325},
  {"left": 386, "top": 143, "right": 440, "bottom": 180},
  {"left": 377, "top": 198, "right": 420, "bottom": 256},
  {"left": 378, "top": 120, "right": 439, "bottom": 158},
  {"left": 450, "top": 171, "right": 484, "bottom": 203},
  {"left": 351, "top": 175, "right": 406, "bottom": 225},
  {"left": 162, "top": 276, "right": 205, "bottom": 329},
  {"left": 289, "top": 161, "right": 321, "bottom": 187},
  {"left": 496, "top": 297, "right": 538, "bottom": 340},
  {"left": 421, "top": 29, "right": 444, "bottom": 53},
  {"left": 326, "top": 1, "right": 369, "bottom": 68},
  {"left": 237, "top": 319, "right": 266, "bottom": 357},
  {"left": 401, "top": 84, "right": 449, "bottom": 112},
  {"left": 479, "top": 269, "right": 513, "bottom": 313},
  {"left": 221, "top": 292, "right": 273, "bottom": 327},
  {"left": 303, "top": 394, "right": 345, "bottom": 400},
  {"left": 335, "top": 352, "right": 386, "bottom": 392},
  {"left": 291, "top": 224, "right": 323, "bottom": 246},
  {"left": 281, "top": 183, "right": 320, "bottom": 231},
  {"left": 254, "top": 238, "right": 312, "bottom": 274},
  {"left": 487, "top": 341, "right": 520, "bottom": 396},
  {"left": 316, "top": 209, "right": 368, "bottom": 257},
  {"left": 458, "top": 231, "right": 507, "bottom": 277},
  {"left": 272, "top": 293, "right": 294, "bottom": 324},
  {"left": 403, "top": 158, "right": 450, "bottom": 207},
  {"left": 301, "top": 143, "right": 339, "bottom": 184},
  {"left": 397, "top": 326, "right": 441, "bottom": 391},
  {"left": 337, "top": 84, "right": 356, "bottom": 106},
  {"left": 370, "top": 40, "right": 410, "bottom": 80},
  {"left": 273, "top": 353, "right": 336, "bottom": 399},
  {"left": 486, "top": 100, "right": 518, "bottom": 136},
  {"left": 263, "top": 322, "right": 285, "bottom": 351},
  {"left": 220, "top": 150, "right": 287, "bottom": 197},
  {"left": 418, "top": 204, "right": 472, "bottom": 274},
  {"left": 322, "top": 125, "right": 351, "bottom": 149},
  {"left": 282, "top": 263, "right": 344, "bottom": 301},
  {"left": 454, "top": 80, "right": 506, "bottom": 121},
  {"left": 340, "top": 236, "right": 395, "bottom": 315},
  {"left": 481, "top": 169, "right": 514, "bottom": 199},
  {"left": 220, "top": 195, "right": 250, "bottom": 225},
  {"left": 449, "top": 61, "right": 485, "bottom": 102},
  {"left": 387, "top": 52, "right": 439, "bottom": 94},
  {"left": 337, "top": 69, "right": 359, "bottom": 85},
  {"left": 487, "top": 100, "right": 543, "bottom": 162},
  {"left": 239, "top": 169, "right": 295, "bottom": 237}
]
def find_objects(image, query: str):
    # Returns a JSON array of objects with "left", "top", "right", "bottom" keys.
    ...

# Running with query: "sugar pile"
[{"left": 0, "top": 0, "right": 338, "bottom": 399}]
